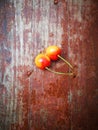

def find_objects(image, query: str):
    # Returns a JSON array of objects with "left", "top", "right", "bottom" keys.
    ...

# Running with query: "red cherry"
[
  {"left": 35, "top": 54, "right": 51, "bottom": 69},
  {"left": 45, "top": 45, "right": 61, "bottom": 60}
]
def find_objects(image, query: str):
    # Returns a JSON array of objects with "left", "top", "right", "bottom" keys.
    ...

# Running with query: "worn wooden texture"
[{"left": 0, "top": 0, "right": 98, "bottom": 130}]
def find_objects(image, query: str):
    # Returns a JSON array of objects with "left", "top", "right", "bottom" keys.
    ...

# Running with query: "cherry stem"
[
  {"left": 58, "top": 55, "right": 73, "bottom": 69},
  {"left": 45, "top": 67, "right": 73, "bottom": 76}
]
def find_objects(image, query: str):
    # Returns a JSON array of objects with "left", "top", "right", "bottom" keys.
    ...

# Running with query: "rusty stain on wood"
[{"left": 0, "top": 0, "right": 98, "bottom": 130}]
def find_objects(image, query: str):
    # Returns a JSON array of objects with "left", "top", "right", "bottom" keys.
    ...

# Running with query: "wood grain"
[{"left": 0, "top": 0, "right": 98, "bottom": 130}]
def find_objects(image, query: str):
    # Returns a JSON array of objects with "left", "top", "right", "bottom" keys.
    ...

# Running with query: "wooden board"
[{"left": 0, "top": 0, "right": 98, "bottom": 130}]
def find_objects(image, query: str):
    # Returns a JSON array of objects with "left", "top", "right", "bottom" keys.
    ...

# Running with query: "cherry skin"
[
  {"left": 35, "top": 54, "right": 51, "bottom": 69},
  {"left": 45, "top": 45, "right": 61, "bottom": 60}
]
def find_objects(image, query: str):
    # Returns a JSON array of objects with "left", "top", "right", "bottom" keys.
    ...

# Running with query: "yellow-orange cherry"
[
  {"left": 35, "top": 54, "right": 51, "bottom": 69},
  {"left": 45, "top": 45, "right": 61, "bottom": 60},
  {"left": 46, "top": 45, "right": 73, "bottom": 69}
]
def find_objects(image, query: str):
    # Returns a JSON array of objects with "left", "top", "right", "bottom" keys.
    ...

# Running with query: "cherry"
[
  {"left": 35, "top": 54, "right": 51, "bottom": 69},
  {"left": 46, "top": 45, "right": 73, "bottom": 69},
  {"left": 34, "top": 46, "right": 74, "bottom": 76},
  {"left": 35, "top": 53, "right": 73, "bottom": 76},
  {"left": 45, "top": 45, "right": 61, "bottom": 60}
]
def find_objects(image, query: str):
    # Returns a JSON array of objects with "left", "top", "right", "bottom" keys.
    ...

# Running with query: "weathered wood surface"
[{"left": 0, "top": 0, "right": 98, "bottom": 130}]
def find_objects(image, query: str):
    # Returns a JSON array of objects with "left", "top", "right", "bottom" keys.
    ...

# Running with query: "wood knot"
[{"left": 54, "top": 0, "right": 58, "bottom": 4}]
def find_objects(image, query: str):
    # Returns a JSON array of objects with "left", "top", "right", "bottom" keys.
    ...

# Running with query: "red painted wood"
[{"left": 0, "top": 0, "right": 98, "bottom": 130}]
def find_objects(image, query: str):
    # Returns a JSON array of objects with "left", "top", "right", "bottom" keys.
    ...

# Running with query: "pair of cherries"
[{"left": 35, "top": 45, "right": 73, "bottom": 75}]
